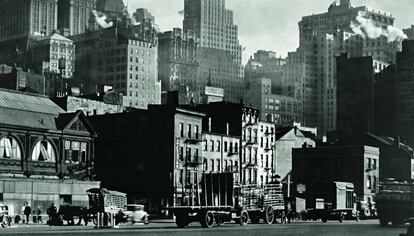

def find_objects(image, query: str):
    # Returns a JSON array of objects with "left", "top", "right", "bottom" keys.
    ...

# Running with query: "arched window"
[
  {"left": 0, "top": 136, "right": 22, "bottom": 159},
  {"left": 32, "top": 140, "right": 56, "bottom": 162}
]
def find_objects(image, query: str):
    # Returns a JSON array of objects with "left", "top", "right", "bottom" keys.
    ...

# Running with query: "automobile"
[
  {"left": 0, "top": 204, "right": 11, "bottom": 228},
  {"left": 123, "top": 204, "right": 149, "bottom": 224}
]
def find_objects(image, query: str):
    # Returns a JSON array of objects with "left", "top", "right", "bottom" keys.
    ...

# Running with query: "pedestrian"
[
  {"left": 36, "top": 206, "right": 43, "bottom": 223},
  {"left": 47, "top": 203, "right": 57, "bottom": 225},
  {"left": 24, "top": 203, "right": 31, "bottom": 224},
  {"left": 21, "top": 204, "right": 26, "bottom": 224}
]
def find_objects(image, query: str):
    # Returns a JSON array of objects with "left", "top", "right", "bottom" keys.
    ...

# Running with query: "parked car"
[
  {"left": 0, "top": 204, "right": 11, "bottom": 228},
  {"left": 123, "top": 204, "right": 149, "bottom": 224}
]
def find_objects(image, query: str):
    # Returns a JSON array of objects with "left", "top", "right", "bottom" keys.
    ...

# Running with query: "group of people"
[{"left": 19, "top": 203, "right": 43, "bottom": 224}]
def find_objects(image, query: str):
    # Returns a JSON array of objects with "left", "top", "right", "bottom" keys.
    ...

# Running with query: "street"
[{"left": 0, "top": 220, "right": 407, "bottom": 236}]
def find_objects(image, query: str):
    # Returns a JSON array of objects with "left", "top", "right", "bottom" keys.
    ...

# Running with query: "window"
[
  {"left": 234, "top": 143, "right": 238, "bottom": 153},
  {"left": 33, "top": 140, "right": 56, "bottom": 162},
  {"left": 373, "top": 159, "right": 377, "bottom": 170},
  {"left": 216, "top": 141, "right": 220, "bottom": 152},
  {"left": 195, "top": 125, "right": 199, "bottom": 139},
  {"left": 179, "top": 123, "right": 184, "bottom": 137},
  {"left": 224, "top": 142, "right": 228, "bottom": 152},
  {"left": 367, "top": 176, "right": 372, "bottom": 189},
  {"left": 217, "top": 160, "right": 220, "bottom": 172},
  {"left": 210, "top": 140, "right": 214, "bottom": 151},
  {"left": 204, "top": 141, "right": 207, "bottom": 151},
  {"left": 367, "top": 158, "right": 372, "bottom": 170},
  {"left": 187, "top": 124, "right": 192, "bottom": 139},
  {"left": 179, "top": 147, "right": 184, "bottom": 160},
  {"left": 204, "top": 159, "right": 208, "bottom": 171},
  {"left": 211, "top": 160, "right": 215, "bottom": 171},
  {"left": 0, "top": 136, "right": 21, "bottom": 159},
  {"left": 186, "top": 148, "right": 191, "bottom": 161},
  {"left": 260, "top": 137, "right": 263, "bottom": 147}
]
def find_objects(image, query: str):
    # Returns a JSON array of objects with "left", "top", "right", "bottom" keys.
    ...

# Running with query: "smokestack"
[{"left": 208, "top": 117, "right": 212, "bottom": 132}]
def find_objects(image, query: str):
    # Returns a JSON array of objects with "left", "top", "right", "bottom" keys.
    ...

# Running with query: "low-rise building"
[
  {"left": 292, "top": 145, "right": 379, "bottom": 203},
  {"left": 89, "top": 105, "right": 205, "bottom": 214},
  {"left": 275, "top": 126, "right": 316, "bottom": 184},
  {"left": 0, "top": 88, "right": 99, "bottom": 216}
]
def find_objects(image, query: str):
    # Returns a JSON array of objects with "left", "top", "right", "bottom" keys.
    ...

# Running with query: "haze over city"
[{"left": 125, "top": 0, "right": 414, "bottom": 63}]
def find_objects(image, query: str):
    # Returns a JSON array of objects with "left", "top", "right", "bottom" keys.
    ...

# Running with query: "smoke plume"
[
  {"left": 350, "top": 11, "right": 407, "bottom": 42},
  {"left": 92, "top": 10, "right": 113, "bottom": 29}
]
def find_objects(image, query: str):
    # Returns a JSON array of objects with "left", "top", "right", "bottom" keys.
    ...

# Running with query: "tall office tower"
[
  {"left": 96, "top": 0, "right": 126, "bottom": 19},
  {"left": 245, "top": 50, "right": 286, "bottom": 95},
  {"left": 0, "top": 0, "right": 58, "bottom": 41},
  {"left": 183, "top": 0, "right": 244, "bottom": 103},
  {"left": 396, "top": 40, "right": 414, "bottom": 149},
  {"left": 57, "top": 0, "right": 97, "bottom": 36},
  {"left": 158, "top": 28, "right": 199, "bottom": 105},
  {"left": 285, "top": 0, "right": 403, "bottom": 136},
  {"left": 72, "top": 26, "right": 161, "bottom": 109},
  {"left": 133, "top": 8, "right": 155, "bottom": 24}
]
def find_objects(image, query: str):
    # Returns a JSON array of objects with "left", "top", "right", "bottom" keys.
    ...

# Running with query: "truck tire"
[
  {"left": 265, "top": 206, "right": 275, "bottom": 224},
  {"left": 215, "top": 214, "right": 225, "bottom": 226},
  {"left": 239, "top": 210, "right": 249, "bottom": 226},
  {"left": 200, "top": 211, "right": 214, "bottom": 228}
]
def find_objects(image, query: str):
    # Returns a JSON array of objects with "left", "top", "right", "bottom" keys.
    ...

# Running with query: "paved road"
[{"left": 0, "top": 220, "right": 408, "bottom": 236}]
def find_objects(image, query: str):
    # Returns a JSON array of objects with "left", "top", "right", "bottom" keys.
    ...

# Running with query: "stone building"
[
  {"left": 0, "top": 88, "right": 99, "bottom": 216},
  {"left": 183, "top": 0, "right": 244, "bottom": 103},
  {"left": 0, "top": 0, "right": 58, "bottom": 41},
  {"left": 158, "top": 28, "right": 199, "bottom": 104},
  {"left": 57, "top": 0, "right": 97, "bottom": 36},
  {"left": 71, "top": 26, "right": 161, "bottom": 109}
]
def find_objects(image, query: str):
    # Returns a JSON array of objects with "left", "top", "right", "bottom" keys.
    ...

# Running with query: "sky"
[{"left": 124, "top": 0, "right": 414, "bottom": 64}]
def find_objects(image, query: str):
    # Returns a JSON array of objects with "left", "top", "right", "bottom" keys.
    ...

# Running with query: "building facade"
[
  {"left": 336, "top": 54, "right": 389, "bottom": 137},
  {"left": 57, "top": 0, "right": 97, "bottom": 36},
  {"left": 244, "top": 77, "right": 303, "bottom": 125},
  {"left": 0, "top": 88, "right": 99, "bottom": 216},
  {"left": 0, "top": 65, "right": 45, "bottom": 94},
  {"left": 183, "top": 0, "right": 244, "bottom": 103},
  {"left": 52, "top": 95, "right": 125, "bottom": 116},
  {"left": 292, "top": 145, "right": 380, "bottom": 203},
  {"left": 158, "top": 28, "right": 199, "bottom": 104},
  {"left": 396, "top": 40, "right": 414, "bottom": 149},
  {"left": 275, "top": 126, "right": 316, "bottom": 183},
  {"left": 0, "top": 0, "right": 58, "bottom": 41},
  {"left": 285, "top": 0, "right": 402, "bottom": 136},
  {"left": 72, "top": 26, "right": 161, "bottom": 109}
]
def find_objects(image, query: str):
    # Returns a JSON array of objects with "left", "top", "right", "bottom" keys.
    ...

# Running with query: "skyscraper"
[
  {"left": 0, "top": 0, "right": 58, "bottom": 41},
  {"left": 183, "top": 0, "right": 244, "bottom": 103},
  {"left": 285, "top": 0, "right": 403, "bottom": 136},
  {"left": 57, "top": 0, "right": 97, "bottom": 36}
]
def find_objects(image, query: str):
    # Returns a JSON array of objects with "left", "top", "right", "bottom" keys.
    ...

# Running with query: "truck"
[
  {"left": 167, "top": 172, "right": 286, "bottom": 228},
  {"left": 299, "top": 182, "right": 358, "bottom": 223},
  {"left": 376, "top": 179, "right": 414, "bottom": 226}
]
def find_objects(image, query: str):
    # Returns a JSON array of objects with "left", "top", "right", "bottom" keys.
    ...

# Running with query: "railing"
[
  {"left": 184, "top": 156, "right": 202, "bottom": 167},
  {"left": 184, "top": 137, "right": 203, "bottom": 145}
]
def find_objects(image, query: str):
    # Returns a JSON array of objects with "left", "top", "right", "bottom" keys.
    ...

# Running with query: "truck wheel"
[
  {"left": 239, "top": 210, "right": 249, "bottom": 226},
  {"left": 322, "top": 216, "right": 328, "bottom": 223},
  {"left": 200, "top": 211, "right": 214, "bottom": 228},
  {"left": 265, "top": 206, "right": 275, "bottom": 224},
  {"left": 1, "top": 217, "right": 9, "bottom": 228}
]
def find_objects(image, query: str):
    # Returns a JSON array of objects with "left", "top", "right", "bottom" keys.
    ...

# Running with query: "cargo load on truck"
[
  {"left": 166, "top": 172, "right": 286, "bottom": 228},
  {"left": 376, "top": 179, "right": 414, "bottom": 226}
]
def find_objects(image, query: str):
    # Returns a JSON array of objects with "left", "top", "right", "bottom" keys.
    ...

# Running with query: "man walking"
[{"left": 24, "top": 203, "right": 31, "bottom": 224}]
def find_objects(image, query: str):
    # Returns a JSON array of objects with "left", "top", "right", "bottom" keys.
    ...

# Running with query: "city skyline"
[{"left": 125, "top": 0, "right": 414, "bottom": 64}]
